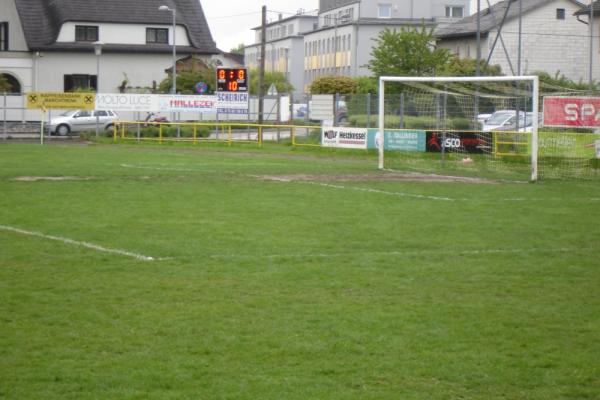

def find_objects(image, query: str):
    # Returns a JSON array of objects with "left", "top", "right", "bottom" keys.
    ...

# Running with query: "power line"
[{"left": 208, "top": 11, "right": 261, "bottom": 20}]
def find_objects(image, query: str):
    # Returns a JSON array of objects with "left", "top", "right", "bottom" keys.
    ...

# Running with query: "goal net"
[
  {"left": 377, "top": 75, "right": 541, "bottom": 181},
  {"left": 377, "top": 76, "right": 600, "bottom": 181}
]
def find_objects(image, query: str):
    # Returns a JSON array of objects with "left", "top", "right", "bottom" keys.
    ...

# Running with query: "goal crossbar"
[{"left": 378, "top": 75, "right": 540, "bottom": 181}]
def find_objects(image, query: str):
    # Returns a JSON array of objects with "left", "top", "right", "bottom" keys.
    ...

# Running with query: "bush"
[
  {"left": 348, "top": 115, "right": 472, "bottom": 130},
  {"left": 310, "top": 76, "right": 357, "bottom": 94}
]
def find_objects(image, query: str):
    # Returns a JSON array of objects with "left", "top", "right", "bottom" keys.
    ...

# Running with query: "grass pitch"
[{"left": 1, "top": 143, "right": 599, "bottom": 399}]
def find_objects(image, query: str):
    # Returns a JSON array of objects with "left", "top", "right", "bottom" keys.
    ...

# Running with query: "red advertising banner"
[{"left": 543, "top": 96, "right": 600, "bottom": 128}]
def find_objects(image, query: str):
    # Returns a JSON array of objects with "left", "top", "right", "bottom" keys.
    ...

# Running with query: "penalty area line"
[
  {"left": 303, "top": 181, "right": 454, "bottom": 201},
  {"left": 209, "top": 246, "right": 590, "bottom": 260},
  {"left": 0, "top": 224, "right": 161, "bottom": 262}
]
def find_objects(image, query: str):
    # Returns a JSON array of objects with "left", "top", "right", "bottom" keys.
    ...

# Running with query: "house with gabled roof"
[
  {"left": 0, "top": 0, "right": 219, "bottom": 94},
  {"left": 435, "top": 0, "right": 595, "bottom": 83}
]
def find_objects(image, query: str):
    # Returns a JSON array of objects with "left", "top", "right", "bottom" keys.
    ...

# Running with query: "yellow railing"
[{"left": 112, "top": 121, "right": 320, "bottom": 148}]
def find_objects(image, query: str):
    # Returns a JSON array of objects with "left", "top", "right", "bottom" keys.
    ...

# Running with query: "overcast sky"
[{"left": 202, "top": 1, "right": 496, "bottom": 52}]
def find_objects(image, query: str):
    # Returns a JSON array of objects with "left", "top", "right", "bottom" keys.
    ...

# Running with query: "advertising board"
[
  {"left": 322, "top": 127, "right": 368, "bottom": 149},
  {"left": 310, "top": 95, "right": 334, "bottom": 121},
  {"left": 27, "top": 92, "right": 95, "bottom": 110},
  {"left": 216, "top": 92, "right": 249, "bottom": 114},
  {"left": 426, "top": 132, "right": 492, "bottom": 153},
  {"left": 96, "top": 94, "right": 217, "bottom": 113},
  {"left": 367, "top": 129, "right": 426, "bottom": 151},
  {"left": 543, "top": 96, "right": 600, "bottom": 128}
]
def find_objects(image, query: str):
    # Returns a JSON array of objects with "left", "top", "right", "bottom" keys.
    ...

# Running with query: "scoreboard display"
[{"left": 216, "top": 68, "right": 248, "bottom": 92}]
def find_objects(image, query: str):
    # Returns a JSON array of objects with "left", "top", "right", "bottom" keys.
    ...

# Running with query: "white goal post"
[{"left": 378, "top": 75, "right": 540, "bottom": 181}]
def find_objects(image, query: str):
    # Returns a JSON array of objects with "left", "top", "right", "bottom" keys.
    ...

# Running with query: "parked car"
[
  {"left": 48, "top": 109, "right": 118, "bottom": 135},
  {"left": 481, "top": 110, "right": 533, "bottom": 132},
  {"left": 491, "top": 112, "right": 542, "bottom": 133}
]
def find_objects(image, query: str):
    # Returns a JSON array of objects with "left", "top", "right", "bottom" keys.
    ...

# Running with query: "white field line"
[
  {"left": 246, "top": 174, "right": 454, "bottom": 201},
  {"left": 209, "top": 247, "right": 591, "bottom": 260},
  {"left": 120, "top": 163, "right": 199, "bottom": 172},
  {"left": 120, "top": 166, "right": 600, "bottom": 203},
  {"left": 120, "top": 162, "right": 288, "bottom": 172},
  {"left": 254, "top": 176, "right": 600, "bottom": 203},
  {"left": 304, "top": 181, "right": 454, "bottom": 201},
  {"left": 0, "top": 225, "right": 160, "bottom": 262}
]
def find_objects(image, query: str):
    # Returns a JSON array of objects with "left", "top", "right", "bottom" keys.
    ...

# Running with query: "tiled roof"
[
  {"left": 436, "top": 0, "right": 584, "bottom": 39},
  {"left": 13, "top": 0, "right": 218, "bottom": 54}
]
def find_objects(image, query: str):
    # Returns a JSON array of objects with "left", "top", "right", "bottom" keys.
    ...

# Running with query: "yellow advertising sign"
[{"left": 26, "top": 92, "right": 95, "bottom": 110}]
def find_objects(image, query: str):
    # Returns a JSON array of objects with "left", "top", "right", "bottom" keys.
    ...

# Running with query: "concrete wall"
[
  {"left": 488, "top": 0, "right": 591, "bottom": 81},
  {"left": 358, "top": 0, "right": 469, "bottom": 19},
  {"left": 0, "top": 0, "right": 28, "bottom": 51},
  {"left": 437, "top": 0, "right": 597, "bottom": 83},
  {"left": 35, "top": 52, "right": 181, "bottom": 93},
  {"left": 56, "top": 22, "right": 191, "bottom": 47}
]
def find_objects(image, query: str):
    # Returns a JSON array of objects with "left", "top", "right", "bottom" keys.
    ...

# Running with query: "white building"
[
  {"left": 244, "top": 0, "right": 469, "bottom": 94},
  {"left": 436, "top": 0, "right": 597, "bottom": 82},
  {"left": 0, "top": 0, "right": 219, "bottom": 94},
  {"left": 245, "top": 13, "right": 319, "bottom": 96}
]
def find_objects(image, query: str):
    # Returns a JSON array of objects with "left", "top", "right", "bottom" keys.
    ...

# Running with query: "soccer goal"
[{"left": 377, "top": 75, "right": 539, "bottom": 181}]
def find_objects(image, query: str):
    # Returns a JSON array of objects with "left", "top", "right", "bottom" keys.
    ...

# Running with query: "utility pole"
[
  {"left": 590, "top": 0, "right": 595, "bottom": 90},
  {"left": 517, "top": 0, "right": 522, "bottom": 75},
  {"left": 476, "top": 0, "right": 481, "bottom": 77},
  {"left": 258, "top": 5, "right": 267, "bottom": 125}
]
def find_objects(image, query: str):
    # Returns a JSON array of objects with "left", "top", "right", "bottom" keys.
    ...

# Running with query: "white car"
[
  {"left": 481, "top": 110, "right": 533, "bottom": 132},
  {"left": 48, "top": 109, "right": 118, "bottom": 135}
]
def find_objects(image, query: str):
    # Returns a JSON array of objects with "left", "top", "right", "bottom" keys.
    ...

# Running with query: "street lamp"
[
  {"left": 159, "top": 5, "right": 177, "bottom": 94},
  {"left": 93, "top": 40, "right": 104, "bottom": 137}
]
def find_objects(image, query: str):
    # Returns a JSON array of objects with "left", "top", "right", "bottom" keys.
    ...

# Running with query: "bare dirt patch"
[{"left": 257, "top": 171, "right": 497, "bottom": 184}]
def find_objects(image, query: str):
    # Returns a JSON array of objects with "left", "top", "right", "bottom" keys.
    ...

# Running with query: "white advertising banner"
[
  {"left": 322, "top": 127, "right": 368, "bottom": 149},
  {"left": 95, "top": 93, "right": 158, "bottom": 112},
  {"left": 310, "top": 94, "right": 334, "bottom": 121},
  {"left": 95, "top": 93, "right": 218, "bottom": 113},
  {"left": 157, "top": 95, "right": 217, "bottom": 113},
  {"left": 596, "top": 139, "right": 600, "bottom": 159},
  {"left": 216, "top": 92, "right": 249, "bottom": 114}
]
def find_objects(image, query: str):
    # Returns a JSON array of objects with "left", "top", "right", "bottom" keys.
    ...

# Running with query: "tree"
[
  {"left": 248, "top": 69, "right": 293, "bottom": 95},
  {"left": 442, "top": 58, "right": 503, "bottom": 77},
  {"left": 158, "top": 64, "right": 217, "bottom": 94},
  {"left": 535, "top": 70, "right": 596, "bottom": 92},
  {"left": 0, "top": 74, "right": 11, "bottom": 92},
  {"left": 354, "top": 76, "right": 378, "bottom": 94},
  {"left": 309, "top": 75, "right": 357, "bottom": 94},
  {"left": 368, "top": 26, "right": 454, "bottom": 77},
  {"left": 229, "top": 43, "right": 245, "bottom": 55}
]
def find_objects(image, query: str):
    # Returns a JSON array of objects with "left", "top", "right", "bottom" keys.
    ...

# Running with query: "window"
[
  {"left": 64, "top": 74, "right": 96, "bottom": 92},
  {"left": 445, "top": 6, "right": 464, "bottom": 18},
  {"left": 556, "top": 8, "right": 566, "bottom": 20},
  {"left": 289, "top": 24, "right": 294, "bottom": 35},
  {"left": 0, "top": 22, "right": 8, "bottom": 51},
  {"left": 75, "top": 25, "right": 98, "bottom": 42},
  {"left": 378, "top": 4, "right": 392, "bottom": 18},
  {"left": 146, "top": 28, "right": 168, "bottom": 44},
  {"left": 0, "top": 73, "right": 20, "bottom": 92}
]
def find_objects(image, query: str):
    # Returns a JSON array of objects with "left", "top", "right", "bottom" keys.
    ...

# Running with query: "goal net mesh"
[{"left": 378, "top": 77, "right": 599, "bottom": 181}]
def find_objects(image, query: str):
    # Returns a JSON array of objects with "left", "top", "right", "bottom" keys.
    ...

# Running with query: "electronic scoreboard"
[{"left": 216, "top": 68, "right": 248, "bottom": 92}]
